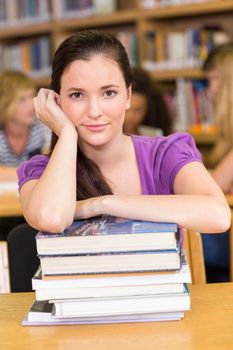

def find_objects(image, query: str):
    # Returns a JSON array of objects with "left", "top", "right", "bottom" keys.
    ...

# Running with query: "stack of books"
[{"left": 22, "top": 215, "right": 191, "bottom": 326}]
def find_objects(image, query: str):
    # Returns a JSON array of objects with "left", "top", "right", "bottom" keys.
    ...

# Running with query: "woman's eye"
[
  {"left": 104, "top": 90, "right": 116, "bottom": 98},
  {"left": 70, "top": 92, "right": 83, "bottom": 99}
]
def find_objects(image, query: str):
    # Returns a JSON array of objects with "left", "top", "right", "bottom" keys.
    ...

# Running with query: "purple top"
[{"left": 17, "top": 132, "right": 201, "bottom": 194}]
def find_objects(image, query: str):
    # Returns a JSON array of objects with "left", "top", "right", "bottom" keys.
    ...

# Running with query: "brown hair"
[
  {"left": 130, "top": 67, "right": 173, "bottom": 135},
  {"left": 49, "top": 30, "right": 132, "bottom": 199}
]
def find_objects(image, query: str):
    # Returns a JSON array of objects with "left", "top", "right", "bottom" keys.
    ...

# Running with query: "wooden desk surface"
[
  {"left": 0, "top": 194, "right": 22, "bottom": 217},
  {"left": 0, "top": 283, "right": 233, "bottom": 350}
]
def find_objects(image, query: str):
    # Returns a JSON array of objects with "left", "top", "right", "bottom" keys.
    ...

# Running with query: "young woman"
[
  {"left": 0, "top": 70, "right": 51, "bottom": 181},
  {"left": 17, "top": 30, "right": 230, "bottom": 235},
  {"left": 124, "top": 67, "right": 173, "bottom": 136}
]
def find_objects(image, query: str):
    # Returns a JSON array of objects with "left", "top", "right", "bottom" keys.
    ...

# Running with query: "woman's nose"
[{"left": 87, "top": 98, "right": 102, "bottom": 119}]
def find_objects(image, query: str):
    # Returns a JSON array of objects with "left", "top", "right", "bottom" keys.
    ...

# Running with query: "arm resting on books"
[{"left": 75, "top": 162, "right": 231, "bottom": 234}]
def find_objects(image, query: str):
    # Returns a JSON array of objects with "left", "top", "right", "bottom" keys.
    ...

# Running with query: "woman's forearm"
[
  {"left": 99, "top": 194, "right": 230, "bottom": 234},
  {"left": 21, "top": 125, "right": 78, "bottom": 232}
]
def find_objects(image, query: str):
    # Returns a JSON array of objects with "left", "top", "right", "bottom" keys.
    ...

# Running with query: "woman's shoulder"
[
  {"left": 132, "top": 132, "right": 198, "bottom": 152},
  {"left": 17, "top": 154, "right": 49, "bottom": 190}
]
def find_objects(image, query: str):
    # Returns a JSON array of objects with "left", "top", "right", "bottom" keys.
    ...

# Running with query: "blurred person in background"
[
  {"left": 0, "top": 70, "right": 51, "bottom": 181},
  {"left": 0, "top": 70, "right": 51, "bottom": 240},
  {"left": 201, "top": 43, "right": 233, "bottom": 282},
  {"left": 203, "top": 42, "right": 233, "bottom": 171},
  {"left": 124, "top": 67, "right": 173, "bottom": 136}
]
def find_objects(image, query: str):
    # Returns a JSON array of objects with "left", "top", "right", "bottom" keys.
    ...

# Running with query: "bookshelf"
[{"left": 0, "top": 0, "right": 233, "bottom": 143}]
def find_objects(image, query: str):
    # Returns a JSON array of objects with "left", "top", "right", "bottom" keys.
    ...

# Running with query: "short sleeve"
[
  {"left": 154, "top": 132, "right": 202, "bottom": 194},
  {"left": 17, "top": 154, "right": 49, "bottom": 190}
]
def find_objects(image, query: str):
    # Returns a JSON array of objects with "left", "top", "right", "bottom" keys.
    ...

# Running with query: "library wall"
[{"left": 0, "top": 0, "right": 233, "bottom": 158}]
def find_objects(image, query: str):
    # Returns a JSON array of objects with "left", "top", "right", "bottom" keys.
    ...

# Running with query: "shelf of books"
[
  {"left": 140, "top": 0, "right": 233, "bottom": 18},
  {"left": 0, "top": 0, "right": 232, "bottom": 138},
  {"left": 22, "top": 215, "right": 192, "bottom": 326}
]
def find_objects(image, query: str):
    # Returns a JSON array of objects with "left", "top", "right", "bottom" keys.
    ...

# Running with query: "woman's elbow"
[
  {"left": 211, "top": 203, "right": 231, "bottom": 233},
  {"left": 26, "top": 208, "right": 73, "bottom": 233}
]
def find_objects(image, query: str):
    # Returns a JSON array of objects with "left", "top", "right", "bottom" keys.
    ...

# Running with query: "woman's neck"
[{"left": 79, "top": 132, "right": 131, "bottom": 171}]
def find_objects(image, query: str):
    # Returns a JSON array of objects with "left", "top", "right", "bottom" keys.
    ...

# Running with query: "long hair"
[
  {"left": 203, "top": 43, "right": 233, "bottom": 167},
  {"left": 49, "top": 30, "right": 132, "bottom": 199}
]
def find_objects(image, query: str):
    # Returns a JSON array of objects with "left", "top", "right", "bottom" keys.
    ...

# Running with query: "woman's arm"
[
  {"left": 75, "top": 162, "right": 231, "bottom": 233},
  {"left": 19, "top": 89, "right": 78, "bottom": 233},
  {"left": 0, "top": 166, "right": 18, "bottom": 181},
  {"left": 211, "top": 149, "right": 233, "bottom": 193}
]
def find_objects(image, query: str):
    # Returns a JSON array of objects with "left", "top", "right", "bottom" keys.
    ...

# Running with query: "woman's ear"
[
  {"left": 55, "top": 93, "right": 61, "bottom": 107},
  {"left": 125, "top": 86, "right": 132, "bottom": 110}
]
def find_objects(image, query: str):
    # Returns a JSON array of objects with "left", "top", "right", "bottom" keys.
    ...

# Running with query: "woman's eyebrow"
[
  {"left": 100, "top": 84, "right": 120, "bottom": 90},
  {"left": 66, "top": 85, "right": 120, "bottom": 92},
  {"left": 66, "top": 87, "right": 85, "bottom": 92}
]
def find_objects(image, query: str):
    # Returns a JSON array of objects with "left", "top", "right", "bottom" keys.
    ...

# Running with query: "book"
[
  {"left": 22, "top": 299, "right": 184, "bottom": 325},
  {"left": 32, "top": 252, "right": 190, "bottom": 300},
  {"left": 39, "top": 248, "right": 181, "bottom": 276},
  {"left": 36, "top": 216, "right": 179, "bottom": 255},
  {"left": 33, "top": 267, "right": 186, "bottom": 301},
  {"left": 51, "top": 288, "right": 190, "bottom": 318}
]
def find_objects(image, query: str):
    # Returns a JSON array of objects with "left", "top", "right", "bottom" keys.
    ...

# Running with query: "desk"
[
  {"left": 0, "top": 283, "right": 233, "bottom": 350},
  {"left": 0, "top": 194, "right": 22, "bottom": 217},
  {"left": 225, "top": 194, "right": 233, "bottom": 281}
]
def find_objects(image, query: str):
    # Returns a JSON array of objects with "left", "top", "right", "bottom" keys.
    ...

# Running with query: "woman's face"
[
  {"left": 59, "top": 55, "right": 131, "bottom": 148},
  {"left": 11, "top": 88, "right": 35, "bottom": 126},
  {"left": 124, "top": 92, "right": 148, "bottom": 133}
]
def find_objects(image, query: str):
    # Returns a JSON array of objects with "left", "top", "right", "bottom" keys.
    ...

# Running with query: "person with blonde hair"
[
  {"left": 201, "top": 43, "right": 233, "bottom": 282},
  {"left": 0, "top": 70, "right": 50, "bottom": 181},
  {"left": 203, "top": 42, "right": 233, "bottom": 170}
]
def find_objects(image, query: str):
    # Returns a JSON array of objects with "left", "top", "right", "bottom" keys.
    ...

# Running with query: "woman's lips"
[{"left": 84, "top": 123, "right": 108, "bottom": 131}]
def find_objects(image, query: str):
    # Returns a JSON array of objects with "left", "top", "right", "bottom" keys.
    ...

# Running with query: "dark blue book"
[{"left": 36, "top": 215, "right": 179, "bottom": 256}]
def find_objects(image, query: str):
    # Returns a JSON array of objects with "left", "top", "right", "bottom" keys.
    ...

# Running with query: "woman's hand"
[
  {"left": 75, "top": 196, "right": 108, "bottom": 220},
  {"left": 33, "top": 88, "right": 76, "bottom": 137}
]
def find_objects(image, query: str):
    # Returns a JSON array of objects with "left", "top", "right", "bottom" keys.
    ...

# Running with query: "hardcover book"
[
  {"left": 32, "top": 252, "right": 190, "bottom": 301},
  {"left": 51, "top": 287, "right": 190, "bottom": 318},
  {"left": 22, "top": 298, "right": 184, "bottom": 325},
  {"left": 33, "top": 267, "right": 187, "bottom": 301},
  {"left": 39, "top": 248, "right": 181, "bottom": 275},
  {"left": 36, "top": 215, "right": 179, "bottom": 255}
]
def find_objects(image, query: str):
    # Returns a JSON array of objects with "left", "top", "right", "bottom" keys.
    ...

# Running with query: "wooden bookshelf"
[
  {"left": 150, "top": 68, "right": 205, "bottom": 81},
  {"left": 141, "top": 0, "right": 233, "bottom": 19},
  {"left": 0, "top": 1, "right": 232, "bottom": 78},
  {"left": 54, "top": 10, "right": 138, "bottom": 30},
  {"left": 0, "top": 22, "right": 53, "bottom": 39}
]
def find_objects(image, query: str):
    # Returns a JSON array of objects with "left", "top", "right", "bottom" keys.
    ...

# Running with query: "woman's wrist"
[
  {"left": 98, "top": 195, "right": 113, "bottom": 216},
  {"left": 59, "top": 124, "right": 78, "bottom": 139}
]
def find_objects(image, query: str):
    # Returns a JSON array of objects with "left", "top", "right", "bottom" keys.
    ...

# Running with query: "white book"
[
  {"left": 35, "top": 278, "right": 186, "bottom": 301},
  {"left": 52, "top": 289, "right": 190, "bottom": 318},
  {"left": 40, "top": 249, "right": 181, "bottom": 275},
  {"left": 33, "top": 252, "right": 191, "bottom": 289},
  {"left": 22, "top": 299, "right": 184, "bottom": 325}
]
